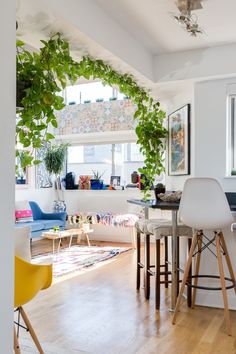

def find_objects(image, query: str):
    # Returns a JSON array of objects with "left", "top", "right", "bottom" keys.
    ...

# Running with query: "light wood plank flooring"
[{"left": 19, "top": 241, "right": 236, "bottom": 354}]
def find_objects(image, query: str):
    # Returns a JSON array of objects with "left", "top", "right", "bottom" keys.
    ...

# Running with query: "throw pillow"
[{"left": 15, "top": 200, "right": 33, "bottom": 223}]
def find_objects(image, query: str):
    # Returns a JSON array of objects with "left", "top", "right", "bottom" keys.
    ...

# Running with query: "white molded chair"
[{"left": 172, "top": 178, "right": 235, "bottom": 336}]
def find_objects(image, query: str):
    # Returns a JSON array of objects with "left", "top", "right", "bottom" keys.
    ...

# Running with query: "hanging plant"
[{"left": 16, "top": 33, "right": 167, "bottom": 199}]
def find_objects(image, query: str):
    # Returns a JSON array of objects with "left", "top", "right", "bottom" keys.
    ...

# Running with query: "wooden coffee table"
[
  {"left": 42, "top": 228, "right": 93, "bottom": 253},
  {"left": 42, "top": 229, "right": 82, "bottom": 253}
]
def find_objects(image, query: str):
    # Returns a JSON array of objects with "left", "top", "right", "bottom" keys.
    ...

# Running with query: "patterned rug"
[{"left": 32, "top": 245, "right": 130, "bottom": 283}]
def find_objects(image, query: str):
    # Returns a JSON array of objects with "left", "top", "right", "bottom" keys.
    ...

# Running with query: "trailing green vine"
[{"left": 16, "top": 33, "right": 167, "bottom": 198}]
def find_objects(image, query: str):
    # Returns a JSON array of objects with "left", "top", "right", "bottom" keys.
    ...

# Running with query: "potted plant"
[
  {"left": 109, "top": 97, "right": 117, "bottom": 101},
  {"left": 83, "top": 100, "right": 91, "bottom": 104},
  {"left": 90, "top": 170, "right": 105, "bottom": 190},
  {"left": 77, "top": 214, "right": 91, "bottom": 232},
  {"left": 96, "top": 98, "right": 104, "bottom": 102},
  {"left": 154, "top": 183, "right": 166, "bottom": 200},
  {"left": 16, "top": 151, "right": 29, "bottom": 184},
  {"left": 44, "top": 143, "right": 68, "bottom": 211}
]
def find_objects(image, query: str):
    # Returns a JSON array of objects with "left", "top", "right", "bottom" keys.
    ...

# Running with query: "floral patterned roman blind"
[{"left": 54, "top": 99, "right": 136, "bottom": 136}]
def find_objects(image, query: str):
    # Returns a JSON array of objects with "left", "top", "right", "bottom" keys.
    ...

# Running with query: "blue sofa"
[{"left": 15, "top": 201, "right": 67, "bottom": 239}]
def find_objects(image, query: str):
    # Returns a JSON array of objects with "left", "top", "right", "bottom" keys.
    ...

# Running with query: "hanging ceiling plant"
[{"left": 16, "top": 33, "right": 167, "bottom": 198}]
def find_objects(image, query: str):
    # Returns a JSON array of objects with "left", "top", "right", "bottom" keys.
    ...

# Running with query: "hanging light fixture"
[{"left": 173, "top": 0, "right": 205, "bottom": 37}]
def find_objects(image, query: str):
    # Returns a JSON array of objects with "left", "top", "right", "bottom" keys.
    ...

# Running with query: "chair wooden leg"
[
  {"left": 14, "top": 326, "right": 21, "bottom": 354},
  {"left": 144, "top": 234, "right": 150, "bottom": 300},
  {"left": 219, "top": 232, "right": 236, "bottom": 295},
  {"left": 164, "top": 236, "right": 169, "bottom": 288},
  {"left": 176, "top": 237, "right": 180, "bottom": 296},
  {"left": 187, "top": 238, "right": 192, "bottom": 308},
  {"left": 216, "top": 234, "right": 232, "bottom": 336},
  {"left": 192, "top": 234, "right": 203, "bottom": 308},
  {"left": 172, "top": 233, "right": 198, "bottom": 325},
  {"left": 19, "top": 307, "right": 45, "bottom": 353},
  {"left": 136, "top": 231, "right": 141, "bottom": 291},
  {"left": 155, "top": 239, "right": 161, "bottom": 310}
]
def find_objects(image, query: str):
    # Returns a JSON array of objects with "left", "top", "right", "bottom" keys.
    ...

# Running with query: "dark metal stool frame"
[{"left": 136, "top": 231, "right": 192, "bottom": 309}]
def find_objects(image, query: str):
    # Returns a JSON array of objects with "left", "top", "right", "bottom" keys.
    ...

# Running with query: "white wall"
[
  {"left": 165, "top": 77, "right": 236, "bottom": 309},
  {"left": 194, "top": 77, "right": 236, "bottom": 191},
  {"left": 0, "top": 2, "right": 15, "bottom": 353},
  {"left": 162, "top": 83, "right": 195, "bottom": 191}
]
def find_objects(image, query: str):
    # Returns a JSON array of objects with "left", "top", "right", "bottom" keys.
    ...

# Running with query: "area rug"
[{"left": 32, "top": 245, "right": 131, "bottom": 283}]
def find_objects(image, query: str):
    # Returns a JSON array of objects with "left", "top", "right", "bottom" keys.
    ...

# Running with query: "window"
[
  {"left": 65, "top": 81, "right": 126, "bottom": 105},
  {"left": 67, "top": 142, "right": 144, "bottom": 185},
  {"left": 227, "top": 95, "right": 236, "bottom": 175}
]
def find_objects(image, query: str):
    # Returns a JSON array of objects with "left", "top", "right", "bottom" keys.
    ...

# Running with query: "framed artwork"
[
  {"left": 110, "top": 176, "right": 121, "bottom": 187},
  {"left": 168, "top": 104, "right": 190, "bottom": 176}
]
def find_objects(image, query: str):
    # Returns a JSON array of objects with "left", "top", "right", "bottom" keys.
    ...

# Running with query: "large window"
[
  {"left": 67, "top": 142, "right": 144, "bottom": 185},
  {"left": 228, "top": 95, "right": 236, "bottom": 175},
  {"left": 65, "top": 81, "right": 126, "bottom": 105}
]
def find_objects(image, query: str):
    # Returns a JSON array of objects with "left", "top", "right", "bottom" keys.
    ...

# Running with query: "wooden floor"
[{"left": 20, "top": 241, "right": 236, "bottom": 354}]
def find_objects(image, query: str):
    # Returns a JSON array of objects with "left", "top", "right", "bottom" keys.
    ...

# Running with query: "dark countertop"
[{"left": 128, "top": 192, "right": 236, "bottom": 212}]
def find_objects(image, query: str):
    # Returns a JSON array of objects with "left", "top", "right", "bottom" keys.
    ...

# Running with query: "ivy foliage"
[{"left": 16, "top": 33, "right": 167, "bottom": 198}]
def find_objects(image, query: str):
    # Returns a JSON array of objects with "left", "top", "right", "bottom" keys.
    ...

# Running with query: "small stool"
[{"left": 135, "top": 218, "right": 192, "bottom": 309}]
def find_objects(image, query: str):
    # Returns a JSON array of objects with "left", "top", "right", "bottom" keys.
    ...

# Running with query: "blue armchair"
[{"left": 15, "top": 201, "right": 67, "bottom": 239}]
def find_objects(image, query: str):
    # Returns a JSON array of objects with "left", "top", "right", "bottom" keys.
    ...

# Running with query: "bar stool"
[
  {"left": 172, "top": 178, "right": 235, "bottom": 336},
  {"left": 135, "top": 219, "right": 192, "bottom": 309}
]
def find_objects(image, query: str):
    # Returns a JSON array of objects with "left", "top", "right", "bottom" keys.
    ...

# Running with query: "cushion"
[
  {"left": 39, "top": 219, "right": 64, "bottom": 230},
  {"left": 14, "top": 226, "right": 31, "bottom": 262},
  {"left": 15, "top": 200, "right": 33, "bottom": 223},
  {"left": 15, "top": 221, "right": 44, "bottom": 232}
]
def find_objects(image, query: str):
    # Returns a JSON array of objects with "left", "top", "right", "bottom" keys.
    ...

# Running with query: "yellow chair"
[{"left": 14, "top": 255, "right": 52, "bottom": 354}]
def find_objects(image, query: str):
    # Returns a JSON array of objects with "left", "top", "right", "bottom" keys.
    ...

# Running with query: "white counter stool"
[
  {"left": 135, "top": 219, "right": 192, "bottom": 309},
  {"left": 172, "top": 178, "right": 235, "bottom": 336}
]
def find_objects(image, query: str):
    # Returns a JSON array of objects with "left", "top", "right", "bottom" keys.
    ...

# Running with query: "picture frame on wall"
[{"left": 168, "top": 104, "right": 190, "bottom": 176}]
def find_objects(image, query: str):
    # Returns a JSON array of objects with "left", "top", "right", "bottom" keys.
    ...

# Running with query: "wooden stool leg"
[
  {"left": 172, "top": 233, "right": 198, "bottom": 324},
  {"left": 187, "top": 238, "right": 193, "bottom": 308},
  {"left": 164, "top": 236, "right": 169, "bottom": 288},
  {"left": 136, "top": 231, "right": 141, "bottom": 291},
  {"left": 219, "top": 232, "right": 236, "bottom": 295},
  {"left": 14, "top": 326, "right": 21, "bottom": 354},
  {"left": 155, "top": 239, "right": 161, "bottom": 310},
  {"left": 216, "top": 234, "right": 232, "bottom": 336},
  {"left": 176, "top": 237, "right": 180, "bottom": 295},
  {"left": 19, "top": 307, "right": 45, "bottom": 354},
  {"left": 192, "top": 235, "right": 202, "bottom": 308},
  {"left": 144, "top": 234, "right": 150, "bottom": 300}
]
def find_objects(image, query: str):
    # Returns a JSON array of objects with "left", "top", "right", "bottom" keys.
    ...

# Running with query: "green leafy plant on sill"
[
  {"left": 92, "top": 170, "right": 105, "bottom": 180},
  {"left": 16, "top": 33, "right": 167, "bottom": 199}
]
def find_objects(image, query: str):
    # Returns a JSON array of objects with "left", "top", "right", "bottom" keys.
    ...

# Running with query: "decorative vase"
[
  {"left": 53, "top": 200, "right": 66, "bottom": 213},
  {"left": 154, "top": 184, "right": 166, "bottom": 200}
]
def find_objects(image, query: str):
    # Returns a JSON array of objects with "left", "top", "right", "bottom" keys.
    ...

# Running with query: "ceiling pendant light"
[{"left": 173, "top": 0, "right": 205, "bottom": 37}]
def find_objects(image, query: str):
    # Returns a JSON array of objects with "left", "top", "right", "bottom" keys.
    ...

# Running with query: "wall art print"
[{"left": 168, "top": 104, "right": 190, "bottom": 176}]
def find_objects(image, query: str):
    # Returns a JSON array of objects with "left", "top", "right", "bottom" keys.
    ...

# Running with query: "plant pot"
[
  {"left": 90, "top": 179, "right": 104, "bottom": 190},
  {"left": 16, "top": 178, "right": 26, "bottom": 185},
  {"left": 109, "top": 97, "right": 117, "bottom": 101},
  {"left": 82, "top": 223, "right": 90, "bottom": 232},
  {"left": 96, "top": 98, "right": 104, "bottom": 102},
  {"left": 53, "top": 200, "right": 66, "bottom": 212},
  {"left": 154, "top": 185, "right": 166, "bottom": 200},
  {"left": 83, "top": 100, "right": 91, "bottom": 104}
]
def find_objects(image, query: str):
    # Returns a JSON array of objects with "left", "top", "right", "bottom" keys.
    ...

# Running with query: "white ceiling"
[{"left": 95, "top": 0, "right": 236, "bottom": 54}]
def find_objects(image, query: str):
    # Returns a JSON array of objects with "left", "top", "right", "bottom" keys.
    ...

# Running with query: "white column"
[{"left": 0, "top": 1, "right": 15, "bottom": 353}]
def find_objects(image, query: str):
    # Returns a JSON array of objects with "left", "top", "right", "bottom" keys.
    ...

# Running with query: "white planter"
[{"left": 82, "top": 223, "right": 90, "bottom": 232}]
